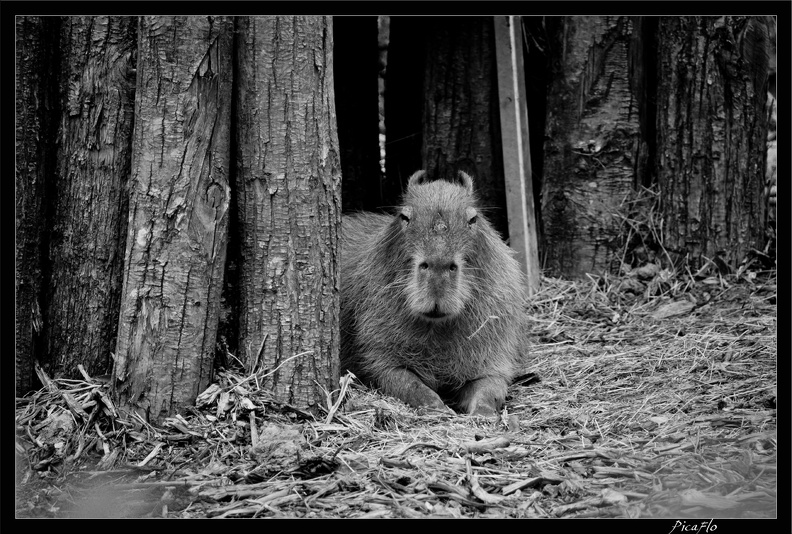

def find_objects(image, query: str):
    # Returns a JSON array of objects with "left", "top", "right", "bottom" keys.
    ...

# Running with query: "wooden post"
[{"left": 494, "top": 16, "right": 541, "bottom": 295}]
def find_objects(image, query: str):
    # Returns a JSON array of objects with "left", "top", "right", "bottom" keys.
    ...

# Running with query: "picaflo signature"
[{"left": 668, "top": 519, "right": 717, "bottom": 534}]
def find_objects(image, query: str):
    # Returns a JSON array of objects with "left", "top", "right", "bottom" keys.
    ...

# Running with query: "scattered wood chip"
[
  {"left": 250, "top": 423, "right": 305, "bottom": 470},
  {"left": 469, "top": 475, "right": 504, "bottom": 504},
  {"left": 650, "top": 300, "right": 696, "bottom": 320},
  {"left": 679, "top": 489, "right": 740, "bottom": 510},
  {"left": 461, "top": 436, "right": 510, "bottom": 454}
]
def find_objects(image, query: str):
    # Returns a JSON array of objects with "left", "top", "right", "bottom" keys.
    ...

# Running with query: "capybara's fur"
[{"left": 340, "top": 170, "right": 526, "bottom": 415}]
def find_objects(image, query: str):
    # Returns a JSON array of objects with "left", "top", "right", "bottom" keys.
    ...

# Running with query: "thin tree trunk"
[
  {"left": 113, "top": 16, "right": 234, "bottom": 423},
  {"left": 46, "top": 16, "right": 136, "bottom": 379},
  {"left": 422, "top": 17, "right": 508, "bottom": 238},
  {"left": 541, "top": 16, "right": 641, "bottom": 278},
  {"left": 235, "top": 16, "right": 341, "bottom": 410},
  {"left": 521, "top": 17, "right": 552, "bottom": 240},
  {"left": 334, "top": 16, "right": 383, "bottom": 212},
  {"left": 656, "top": 16, "right": 769, "bottom": 271},
  {"left": 15, "top": 16, "right": 60, "bottom": 395},
  {"left": 383, "top": 16, "right": 426, "bottom": 205}
]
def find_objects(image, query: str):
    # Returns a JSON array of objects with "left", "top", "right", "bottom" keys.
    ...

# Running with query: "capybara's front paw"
[
  {"left": 457, "top": 377, "right": 507, "bottom": 416},
  {"left": 404, "top": 383, "right": 447, "bottom": 411},
  {"left": 468, "top": 398, "right": 499, "bottom": 416}
]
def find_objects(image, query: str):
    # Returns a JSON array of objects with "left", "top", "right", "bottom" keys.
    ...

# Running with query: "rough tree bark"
[
  {"left": 235, "top": 16, "right": 341, "bottom": 410},
  {"left": 423, "top": 17, "right": 508, "bottom": 238},
  {"left": 334, "top": 16, "right": 383, "bottom": 213},
  {"left": 15, "top": 16, "right": 60, "bottom": 395},
  {"left": 656, "top": 16, "right": 769, "bottom": 271},
  {"left": 112, "top": 16, "right": 234, "bottom": 423},
  {"left": 541, "top": 16, "right": 642, "bottom": 279},
  {"left": 46, "top": 16, "right": 137, "bottom": 379}
]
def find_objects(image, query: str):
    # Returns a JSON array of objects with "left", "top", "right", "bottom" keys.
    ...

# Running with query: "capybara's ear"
[
  {"left": 457, "top": 171, "right": 474, "bottom": 195},
  {"left": 407, "top": 170, "right": 427, "bottom": 189}
]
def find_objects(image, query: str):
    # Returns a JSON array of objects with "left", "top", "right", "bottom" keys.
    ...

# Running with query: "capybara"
[{"left": 340, "top": 170, "right": 526, "bottom": 415}]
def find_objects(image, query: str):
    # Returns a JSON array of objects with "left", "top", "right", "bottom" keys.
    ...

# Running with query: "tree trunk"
[
  {"left": 46, "top": 16, "right": 137, "bottom": 380},
  {"left": 15, "top": 16, "right": 60, "bottom": 395},
  {"left": 521, "top": 17, "right": 552, "bottom": 240},
  {"left": 235, "top": 16, "right": 341, "bottom": 411},
  {"left": 112, "top": 16, "right": 234, "bottom": 423},
  {"left": 656, "top": 16, "right": 770, "bottom": 272},
  {"left": 334, "top": 16, "right": 383, "bottom": 212},
  {"left": 541, "top": 16, "right": 642, "bottom": 278},
  {"left": 383, "top": 16, "right": 426, "bottom": 206},
  {"left": 422, "top": 17, "right": 508, "bottom": 239}
]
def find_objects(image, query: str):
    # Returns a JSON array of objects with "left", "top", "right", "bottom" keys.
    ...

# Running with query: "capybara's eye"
[
  {"left": 419, "top": 262, "right": 429, "bottom": 270},
  {"left": 449, "top": 263, "right": 458, "bottom": 272},
  {"left": 399, "top": 206, "right": 413, "bottom": 225},
  {"left": 465, "top": 206, "right": 478, "bottom": 226}
]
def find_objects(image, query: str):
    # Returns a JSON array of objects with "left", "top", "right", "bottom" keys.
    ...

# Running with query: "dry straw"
[{"left": 15, "top": 271, "right": 776, "bottom": 518}]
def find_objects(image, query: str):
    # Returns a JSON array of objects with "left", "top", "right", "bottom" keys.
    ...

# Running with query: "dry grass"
[{"left": 15, "top": 273, "right": 776, "bottom": 519}]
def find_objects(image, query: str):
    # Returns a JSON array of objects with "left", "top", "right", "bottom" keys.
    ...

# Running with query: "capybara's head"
[{"left": 396, "top": 170, "right": 484, "bottom": 322}]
